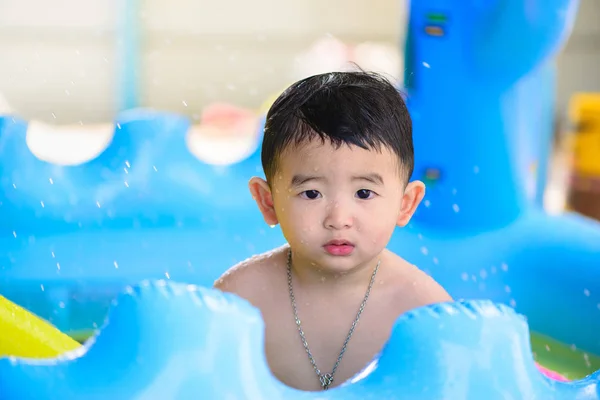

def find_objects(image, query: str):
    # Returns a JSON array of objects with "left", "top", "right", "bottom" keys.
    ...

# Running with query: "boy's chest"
[{"left": 260, "top": 294, "right": 397, "bottom": 391}]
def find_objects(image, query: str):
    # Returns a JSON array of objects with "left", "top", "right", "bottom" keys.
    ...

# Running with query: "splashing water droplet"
[
  {"left": 420, "top": 247, "right": 428, "bottom": 255},
  {"left": 461, "top": 272, "right": 468, "bottom": 281},
  {"left": 422, "top": 62, "right": 430, "bottom": 68},
  {"left": 114, "top": 261, "right": 119, "bottom": 269},
  {"left": 452, "top": 204, "right": 460, "bottom": 213},
  {"left": 584, "top": 289, "right": 591, "bottom": 296},
  {"left": 49, "top": 178, "right": 54, "bottom": 184},
  {"left": 424, "top": 200, "right": 431, "bottom": 207},
  {"left": 509, "top": 299, "right": 517, "bottom": 307}
]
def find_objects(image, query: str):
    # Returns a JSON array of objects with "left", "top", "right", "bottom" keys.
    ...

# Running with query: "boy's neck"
[{"left": 288, "top": 249, "right": 383, "bottom": 291}]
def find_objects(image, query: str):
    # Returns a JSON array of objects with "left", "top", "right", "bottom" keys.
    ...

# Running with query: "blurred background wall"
[
  {"left": 0, "top": 0, "right": 409, "bottom": 124},
  {"left": 0, "top": 0, "right": 597, "bottom": 124}
]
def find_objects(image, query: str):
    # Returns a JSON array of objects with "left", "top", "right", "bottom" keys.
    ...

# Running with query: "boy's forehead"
[{"left": 278, "top": 139, "right": 399, "bottom": 173}]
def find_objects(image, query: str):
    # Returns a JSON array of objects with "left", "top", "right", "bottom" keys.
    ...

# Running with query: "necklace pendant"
[{"left": 319, "top": 373, "right": 333, "bottom": 390}]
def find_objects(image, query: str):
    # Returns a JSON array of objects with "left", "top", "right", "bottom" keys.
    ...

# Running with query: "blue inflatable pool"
[{"left": 2, "top": 0, "right": 600, "bottom": 398}]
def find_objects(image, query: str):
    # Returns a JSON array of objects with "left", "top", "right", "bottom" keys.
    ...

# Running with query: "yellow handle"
[{"left": 0, "top": 295, "right": 80, "bottom": 358}]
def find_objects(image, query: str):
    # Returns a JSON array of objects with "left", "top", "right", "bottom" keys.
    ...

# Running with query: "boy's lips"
[{"left": 323, "top": 240, "right": 355, "bottom": 256}]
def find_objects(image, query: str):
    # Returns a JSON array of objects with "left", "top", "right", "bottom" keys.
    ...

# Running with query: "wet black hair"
[{"left": 261, "top": 70, "right": 414, "bottom": 184}]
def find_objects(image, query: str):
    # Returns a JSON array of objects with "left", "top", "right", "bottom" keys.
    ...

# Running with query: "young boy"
[{"left": 214, "top": 71, "right": 452, "bottom": 392}]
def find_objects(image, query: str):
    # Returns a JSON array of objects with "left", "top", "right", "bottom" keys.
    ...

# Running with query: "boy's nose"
[{"left": 324, "top": 202, "right": 353, "bottom": 230}]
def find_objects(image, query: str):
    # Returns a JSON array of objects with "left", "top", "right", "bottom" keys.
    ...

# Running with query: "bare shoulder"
[
  {"left": 213, "top": 244, "right": 288, "bottom": 307},
  {"left": 381, "top": 250, "right": 453, "bottom": 312}
]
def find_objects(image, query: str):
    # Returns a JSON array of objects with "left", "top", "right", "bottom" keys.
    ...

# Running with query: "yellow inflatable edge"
[{"left": 0, "top": 295, "right": 81, "bottom": 359}]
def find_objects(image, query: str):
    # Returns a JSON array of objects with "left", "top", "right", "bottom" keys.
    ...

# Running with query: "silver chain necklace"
[{"left": 286, "top": 249, "right": 380, "bottom": 390}]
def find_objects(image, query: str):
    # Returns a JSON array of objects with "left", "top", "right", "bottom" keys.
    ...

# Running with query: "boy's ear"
[
  {"left": 397, "top": 180, "right": 426, "bottom": 227},
  {"left": 249, "top": 177, "right": 279, "bottom": 226}
]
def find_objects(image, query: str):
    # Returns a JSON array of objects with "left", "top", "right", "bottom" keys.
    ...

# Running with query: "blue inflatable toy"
[
  {"left": 2, "top": 280, "right": 600, "bottom": 400},
  {"left": 2, "top": 0, "right": 600, "bottom": 397}
]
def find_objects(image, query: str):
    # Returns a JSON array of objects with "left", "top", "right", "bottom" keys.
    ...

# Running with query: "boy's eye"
[
  {"left": 356, "top": 189, "right": 375, "bottom": 199},
  {"left": 301, "top": 190, "right": 321, "bottom": 200}
]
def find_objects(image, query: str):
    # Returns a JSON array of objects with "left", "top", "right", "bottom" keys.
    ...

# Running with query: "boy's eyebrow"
[
  {"left": 290, "top": 174, "right": 324, "bottom": 186},
  {"left": 352, "top": 173, "right": 384, "bottom": 185}
]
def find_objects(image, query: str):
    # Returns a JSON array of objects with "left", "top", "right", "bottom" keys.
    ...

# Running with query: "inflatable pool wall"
[{"left": 2, "top": 280, "right": 600, "bottom": 400}]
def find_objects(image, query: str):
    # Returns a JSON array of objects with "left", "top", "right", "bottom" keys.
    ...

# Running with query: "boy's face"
[{"left": 250, "top": 139, "right": 425, "bottom": 273}]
